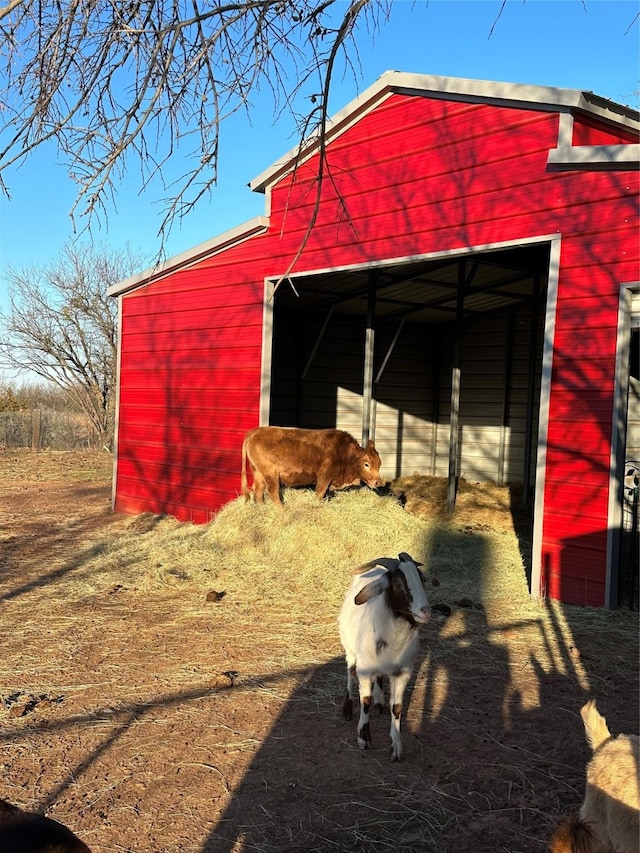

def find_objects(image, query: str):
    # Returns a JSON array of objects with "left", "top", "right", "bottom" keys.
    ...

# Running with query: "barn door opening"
[
  {"left": 268, "top": 247, "right": 550, "bottom": 481},
  {"left": 619, "top": 300, "right": 639, "bottom": 608},
  {"left": 267, "top": 239, "right": 552, "bottom": 587}
]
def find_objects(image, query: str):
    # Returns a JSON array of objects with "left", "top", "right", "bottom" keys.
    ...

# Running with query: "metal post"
[
  {"left": 362, "top": 272, "right": 377, "bottom": 446},
  {"left": 431, "top": 333, "right": 442, "bottom": 476},
  {"left": 498, "top": 312, "right": 514, "bottom": 485},
  {"left": 447, "top": 261, "right": 465, "bottom": 513},
  {"left": 523, "top": 273, "right": 541, "bottom": 504}
]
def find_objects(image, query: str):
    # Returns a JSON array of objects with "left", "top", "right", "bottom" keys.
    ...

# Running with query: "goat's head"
[{"left": 354, "top": 553, "right": 431, "bottom": 626}]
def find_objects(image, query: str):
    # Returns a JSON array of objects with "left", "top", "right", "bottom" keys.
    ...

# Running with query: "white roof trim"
[
  {"left": 263, "top": 232, "right": 560, "bottom": 282},
  {"left": 547, "top": 143, "right": 640, "bottom": 170},
  {"left": 108, "top": 216, "right": 269, "bottom": 296},
  {"left": 250, "top": 70, "right": 640, "bottom": 193}
]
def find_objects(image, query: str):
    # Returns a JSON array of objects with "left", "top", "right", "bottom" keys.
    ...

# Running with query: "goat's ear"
[
  {"left": 354, "top": 576, "right": 391, "bottom": 605},
  {"left": 398, "top": 551, "right": 423, "bottom": 568},
  {"left": 352, "top": 557, "right": 397, "bottom": 575},
  {"left": 374, "top": 557, "right": 401, "bottom": 572}
]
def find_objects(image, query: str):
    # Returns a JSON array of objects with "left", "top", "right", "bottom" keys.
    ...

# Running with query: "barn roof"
[
  {"left": 109, "top": 71, "right": 639, "bottom": 297},
  {"left": 250, "top": 71, "right": 640, "bottom": 192}
]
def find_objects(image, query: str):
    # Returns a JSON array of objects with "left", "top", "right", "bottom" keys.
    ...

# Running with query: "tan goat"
[{"left": 550, "top": 699, "right": 639, "bottom": 853}]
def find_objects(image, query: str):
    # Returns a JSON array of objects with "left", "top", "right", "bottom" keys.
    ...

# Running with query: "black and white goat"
[{"left": 338, "top": 552, "right": 430, "bottom": 761}]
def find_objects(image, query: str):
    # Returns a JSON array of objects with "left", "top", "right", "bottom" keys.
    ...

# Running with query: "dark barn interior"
[{"left": 269, "top": 243, "right": 551, "bottom": 501}]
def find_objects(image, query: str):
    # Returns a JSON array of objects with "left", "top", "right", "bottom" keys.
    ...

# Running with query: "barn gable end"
[{"left": 109, "top": 72, "right": 640, "bottom": 607}]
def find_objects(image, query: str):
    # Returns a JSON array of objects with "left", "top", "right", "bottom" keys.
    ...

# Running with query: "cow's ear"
[
  {"left": 366, "top": 439, "right": 376, "bottom": 450},
  {"left": 354, "top": 576, "right": 390, "bottom": 605}
]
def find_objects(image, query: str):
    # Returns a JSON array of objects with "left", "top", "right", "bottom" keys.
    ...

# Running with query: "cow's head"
[{"left": 359, "top": 439, "right": 383, "bottom": 489}]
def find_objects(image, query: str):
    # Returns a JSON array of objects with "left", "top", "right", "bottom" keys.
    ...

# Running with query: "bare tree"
[
  {"left": 0, "top": 243, "right": 145, "bottom": 445},
  {"left": 0, "top": 0, "right": 390, "bottom": 243}
]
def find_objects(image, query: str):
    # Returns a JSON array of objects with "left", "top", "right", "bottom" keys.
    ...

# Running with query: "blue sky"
[{"left": 0, "top": 0, "right": 638, "bottom": 310}]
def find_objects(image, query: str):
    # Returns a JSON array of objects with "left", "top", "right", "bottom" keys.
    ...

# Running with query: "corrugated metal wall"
[
  {"left": 115, "top": 266, "right": 266, "bottom": 521},
  {"left": 270, "top": 301, "right": 543, "bottom": 488}
]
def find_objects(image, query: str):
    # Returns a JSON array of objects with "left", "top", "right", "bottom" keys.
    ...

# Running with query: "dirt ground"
[{"left": 0, "top": 451, "right": 638, "bottom": 853}]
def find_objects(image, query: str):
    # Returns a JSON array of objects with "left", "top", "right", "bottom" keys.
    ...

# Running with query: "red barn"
[{"left": 108, "top": 73, "right": 639, "bottom": 608}]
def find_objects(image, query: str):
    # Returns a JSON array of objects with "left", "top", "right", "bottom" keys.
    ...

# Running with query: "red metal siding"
[
  {"left": 115, "top": 260, "right": 268, "bottom": 521},
  {"left": 115, "top": 90, "right": 639, "bottom": 606},
  {"left": 266, "top": 99, "right": 563, "bottom": 264},
  {"left": 572, "top": 112, "right": 639, "bottom": 145},
  {"left": 539, "top": 228, "right": 639, "bottom": 606}
]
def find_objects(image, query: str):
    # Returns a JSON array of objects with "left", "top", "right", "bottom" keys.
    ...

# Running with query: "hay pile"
[{"left": 41, "top": 482, "right": 529, "bottom": 621}]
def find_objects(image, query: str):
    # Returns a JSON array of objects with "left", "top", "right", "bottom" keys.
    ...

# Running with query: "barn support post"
[
  {"left": 374, "top": 317, "right": 407, "bottom": 473},
  {"left": 431, "top": 331, "right": 443, "bottom": 476},
  {"left": 498, "top": 311, "right": 515, "bottom": 485},
  {"left": 362, "top": 271, "right": 378, "bottom": 446},
  {"left": 522, "top": 272, "right": 541, "bottom": 504},
  {"left": 447, "top": 261, "right": 466, "bottom": 513}
]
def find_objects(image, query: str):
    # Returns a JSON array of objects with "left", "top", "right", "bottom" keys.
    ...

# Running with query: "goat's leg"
[
  {"left": 388, "top": 669, "right": 411, "bottom": 761},
  {"left": 373, "top": 675, "right": 386, "bottom": 714},
  {"left": 342, "top": 663, "right": 356, "bottom": 720},
  {"left": 356, "top": 674, "right": 374, "bottom": 750}
]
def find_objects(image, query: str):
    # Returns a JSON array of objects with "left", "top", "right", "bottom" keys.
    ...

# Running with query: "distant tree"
[
  {"left": 0, "top": 243, "right": 145, "bottom": 445},
  {"left": 10, "top": 379, "right": 80, "bottom": 413},
  {"left": 0, "top": 384, "right": 25, "bottom": 412},
  {"left": 0, "top": 0, "right": 390, "bottom": 242}
]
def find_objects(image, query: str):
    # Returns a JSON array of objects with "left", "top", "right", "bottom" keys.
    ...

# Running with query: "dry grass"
[
  {"left": 0, "top": 448, "right": 114, "bottom": 482},
  {"left": 0, "top": 452, "right": 637, "bottom": 853}
]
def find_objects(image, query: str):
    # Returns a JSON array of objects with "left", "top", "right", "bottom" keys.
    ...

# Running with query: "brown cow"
[{"left": 241, "top": 427, "right": 383, "bottom": 506}]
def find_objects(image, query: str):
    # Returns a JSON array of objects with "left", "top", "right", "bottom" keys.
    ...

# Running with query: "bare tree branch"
[
  {"left": 0, "top": 243, "right": 146, "bottom": 443},
  {"left": 0, "top": 0, "right": 390, "bottom": 250},
  {"left": 273, "top": 0, "right": 378, "bottom": 295}
]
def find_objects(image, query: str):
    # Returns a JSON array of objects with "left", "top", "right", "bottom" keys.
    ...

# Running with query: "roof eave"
[{"left": 108, "top": 215, "right": 269, "bottom": 297}]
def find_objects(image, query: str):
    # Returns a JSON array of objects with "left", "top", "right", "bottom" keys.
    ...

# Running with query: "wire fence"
[{"left": 0, "top": 409, "right": 100, "bottom": 451}]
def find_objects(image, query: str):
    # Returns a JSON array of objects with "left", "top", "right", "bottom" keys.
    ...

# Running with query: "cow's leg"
[
  {"left": 264, "top": 475, "right": 283, "bottom": 506},
  {"left": 356, "top": 673, "right": 374, "bottom": 750},
  {"left": 252, "top": 471, "right": 267, "bottom": 503},
  {"left": 314, "top": 466, "right": 332, "bottom": 500},
  {"left": 388, "top": 668, "right": 411, "bottom": 761}
]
